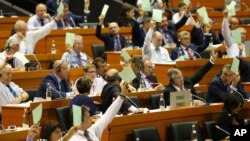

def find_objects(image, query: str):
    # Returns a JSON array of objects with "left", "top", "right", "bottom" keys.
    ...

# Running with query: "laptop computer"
[{"left": 170, "top": 91, "right": 191, "bottom": 109}]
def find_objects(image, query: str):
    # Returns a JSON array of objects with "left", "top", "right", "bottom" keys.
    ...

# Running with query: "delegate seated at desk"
[
  {"left": 163, "top": 54, "right": 217, "bottom": 106},
  {"left": 37, "top": 60, "right": 71, "bottom": 99},
  {"left": 0, "top": 64, "right": 29, "bottom": 112}
]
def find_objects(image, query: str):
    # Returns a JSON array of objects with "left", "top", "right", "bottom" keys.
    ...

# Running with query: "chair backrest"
[
  {"left": 56, "top": 106, "right": 71, "bottom": 131},
  {"left": 150, "top": 94, "right": 161, "bottom": 109},
  {"left": 26, "top": 89, "right": 37, "bottom": 102},
  {"left": 170, "top": 121, "right": 202, "bottom": 141},
  {"left": 240, "top": 18, "right": 250, "bottom": 24},
  {"left": 91, "top": 44, "right": 105, "bottom": 59},
  {"left": 204, "top": 121, "right": 216, "bottom": 140},
  {"left": 129, "top": 96, "right": 141, "bottom": 107},
  {"left": 133, "top": 127, "right": 161, "bottom": 141}
]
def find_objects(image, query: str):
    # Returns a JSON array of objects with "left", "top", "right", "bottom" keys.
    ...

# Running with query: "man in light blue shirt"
[{"left": 61, "top": 35, "right": 89, "bottom": 68}]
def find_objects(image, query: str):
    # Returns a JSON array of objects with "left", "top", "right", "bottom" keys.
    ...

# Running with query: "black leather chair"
[
  {"left": 204, "top": 121, "right": 216, "bottom": 140},
  {"left": 132, "top": 127, "right": 161, "bottom": 141},
  {"left": 26, "top": 89, "right": 37, "bottom": 102},
  {"left": 91, "top": 44, "right": 105, "bottom": 59},
  {"left": 56, "top": 106, "right": 71, "bottom": 131},
  {"left": 150, "top": 94, "right": 161, "bottom": 109},
  {"left": 170, "top": 121, "right": 202, "bottom": 141},
  {"left": 240, "top": 18, "right": 250, "bottom": 25}
]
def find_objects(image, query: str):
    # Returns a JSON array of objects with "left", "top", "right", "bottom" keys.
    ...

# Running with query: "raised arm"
[
  {"left": 142, "top": 20, "right": 155, "bottom": 60},
  {"left": 221, "top": 10, "right": 233, "bottom": 48}
]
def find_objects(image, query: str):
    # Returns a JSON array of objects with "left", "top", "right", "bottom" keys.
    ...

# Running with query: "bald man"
[
  {"left": 101, "top": 69, "right": 139, "bottom": 114},
  {"left": 37, "top": 60, "right": 71, "bottom": 99},
  {"left": 143, "top": 20, "right": 172, "bottom": 64},
  {"left": 27, "top": 3, "right": 54, "bottom": 31},
  {"left": 9, "top": 13, "right": 62, "bottom": 54},
  {"left": 96, "top": 15, "right": 126, "bottom": 58}
]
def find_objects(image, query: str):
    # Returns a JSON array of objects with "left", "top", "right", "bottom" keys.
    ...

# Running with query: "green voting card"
[
  {"left": 57, "top": 1, "right": 64, "bottom": 14},
  {"left": 231, "top": 57, "right": 239, "bottom": 73},
  {"left": 205, "top": 44, "right": 222, "bottom": 51},
  {"left": 183, "top": 0, "right": 190, "bottom": 5},
  {"left": 152, "top": 9, "right": 162, "bottom": 22},
  {"left": 65, "top": 32, "right": 75, "bottom": 47},
  {"left": 232, "top": 29, "right": 241, "bottom": 44},
  {"left": 32, "top": 103, "right": 42, "bottom": 125},
  {"left": 118, "top": 66, "right": 136, "bottom": 83},
  {"left": 141, "top": 0, "right": 151, "bottom": 11},
  {"left": 121, "top": 50, "right": 131, "bottom": 62},
  {"left": 197, "top": 7, "right": 209, "bottom": 25},
  {"left": 227, "top": 0, "right": 237, "bottom": 17},
  {"left": 73, "top": 105, "right": 82, "bottom": 126},
  {"left": 101, "top": 4, "right": 109, "bottom": 17}
]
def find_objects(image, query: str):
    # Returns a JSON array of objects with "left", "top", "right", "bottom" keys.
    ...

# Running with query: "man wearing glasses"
[{"left": 37, "top": 60, "right": 71, "bottom": 99}]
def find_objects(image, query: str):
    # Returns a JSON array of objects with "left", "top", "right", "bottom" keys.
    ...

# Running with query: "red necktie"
[{"left": 185, "top": 48, "right": 193, "bottom": 60}]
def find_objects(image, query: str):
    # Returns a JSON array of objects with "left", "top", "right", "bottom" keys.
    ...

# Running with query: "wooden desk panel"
[{"left": 0, "top": 128, "right": 29, "bottom": 141}]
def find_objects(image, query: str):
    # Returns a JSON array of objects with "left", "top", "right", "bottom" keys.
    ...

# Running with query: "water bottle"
[
  {"left": 83, "top": 16, "right": 88, "bottom": 29},
  {"left": 0, "top": 9, "right": 4, "bottom": 18},
  {"left": 136, "top": 137, "right": 140, "bottom": 141},
  {"left": 244, "top": 119, "right": 248, "bottom": 125},
  {"left": 51, "top": 40, "right": 57, "bottom": 54},
  {"left": 46, "top": 83, "right": 52, "bottom": 101},
  {"left": 159, "top": 94, "right": 166, "bottom": 110},
  {"left": 138, "top": 78, "right": 145, "bottom": 92},
  {"left": 191, "top": 124, "right": 198, "bottom": 141},
  {"left": 22, "top": 108, "right": 29, "bottom": 128}
]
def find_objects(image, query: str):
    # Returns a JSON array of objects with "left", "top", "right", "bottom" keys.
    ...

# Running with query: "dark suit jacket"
[
  {"left": 206, "top": 76, "right": 248, "bottom": 103},
  {"left": 37, "top": 73, "right": 70, "bottom": 99},
  {"left": 191, "top": 27, "right": 221, "bottom": 46},
  {"left": 215, "top": 110, "right": 244, "bottom": 140},
  {"left": 170, "top": 34, "right": 211, "bottom": 60},
  {"left": 46, "top": 0, "right": 70, "bottom": 15},
  {"left": 239, "top": 58, "right": 250, "bottom": 82},
  {"left": 156, "top": 14, "right": 188, "bottom": 46},
  {"left": 163, "top": 61, "right": 214, "bottom": 105},
  {"left": 101, "top": 83, "right": 132, "bottom": 113},
  {"left": 69, "top": 95, "right": 96, "bottom": 116},
  {"left": 132, "top": 21, "right": 146, "bottom": 47},
  {"left": 117, "top": 17, "right": 135, "bottom": 27},
  {"left": 56, "top": 12, "right": 83, "bottom": 29},
  {"left": 132, "top": 72, "right": 158, "bottom": 90},
  {"left": 96, "top": 24, "right": 126, "bottom": 57}
]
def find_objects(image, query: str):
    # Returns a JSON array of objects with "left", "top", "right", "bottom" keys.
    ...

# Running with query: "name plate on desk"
[{"left": 170, "top": 91, "right": 191, "bottom": 108}]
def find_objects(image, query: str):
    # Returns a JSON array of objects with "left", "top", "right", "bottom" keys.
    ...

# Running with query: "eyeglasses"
[{"left": 87, "top": 71, "right": 96, "bottom": 74}]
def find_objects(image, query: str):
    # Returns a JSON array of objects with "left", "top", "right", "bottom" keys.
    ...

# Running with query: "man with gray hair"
[
  {"left": 27, "top": 3, "right": 54, "bottom": 31},
  {"left": 9, "top": 13, "right": 63, "bottom": 54}
]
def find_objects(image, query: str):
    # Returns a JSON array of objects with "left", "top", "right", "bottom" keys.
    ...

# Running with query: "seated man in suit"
[
  {"left": 101, "top": 69, "right": 139, "bottom": 114},
  {"left": 163, "top": 52, "right": 217, "bottom": 106},
  {"left": 0, "top": 64, "right": 29, "bottom": 111},
  {"left": 96, "top": 15, "right": 126, "bottom": 58},
  {"left": 206, "top": 64, "right": 249, "bottom": 103},
  {"left": 61, "top": 35, "right": 89, "bottom": 68},
  {"left": 142, "top": 20, "right": 172, "bottom": 64},
  {"left": 170, "top": 30, "right": 212, "bottom": 61},
  {"left": 132, "top": 58, "right": 162, "bottom": 91},
  {"left": 37, "top": 60, "right": 71, "bottom": 99},
  {"left": 27, "top": 3, "right": 54, "bottom": 31}
]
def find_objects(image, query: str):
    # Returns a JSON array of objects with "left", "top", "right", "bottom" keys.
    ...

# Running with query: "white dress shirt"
[
  {"left": 142, "top": 28, "right": 172, "bottom": 64},
  {"left": 69, "top": 96, "right": 124, "bottom": 141},
  {"left": 0, "top": 81, "right": 24, "bottom": 106},
  {"left": 222, "top": 18, "right": 245, "bottom": 58},
  {"left": 172, "top": 12, "right": 194, "bottom": 25},
  {"left": 61, "top": 50, "right": 88, "bottom": 68},
  {"left": 0, "top": 51, "right": 24, "bottom": 69},
  {"left": 27, "top": 15, "right": 52, "bottom": 31}
]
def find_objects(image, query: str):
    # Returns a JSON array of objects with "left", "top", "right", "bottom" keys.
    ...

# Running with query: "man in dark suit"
[
  {"left": 37, "top": 60, "right": 70, "bottom": 99},
  {"left": 96, "top": 15, "right": 126, "bottom": 58},
  {"left": 132, "top": 59, "right": 162, "bottom": 91},
  {"left": 171, "top": 29, "right": 212, "bottom": 61},
  {"left": 206, "top": 64, "right": 249, "bottom": 103},
  {"left": 132, "top": 17, "right": 150, "bottom": 48},
  {"left": 239, "top": 58, "right": 250, "bottom": 82},
  {"left": 101, "top": 69, "right": 138, "bottom": 113},
  {"left": 163, "top": 54, "right": 217, "bottom": 106},
  {"left": 156, "top": 13, "right": 189, "bottom": 47},
  {"left": 46, "top": 0, "right": 70, "bottom": 15}
]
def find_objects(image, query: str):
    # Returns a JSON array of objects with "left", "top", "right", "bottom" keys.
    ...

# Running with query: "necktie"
[
  {"left": 114, "top": 37, "right": 121, "bottom": 51},
  {"left": 40, "top": 19, "right": 44, "bottom": 26},
  {"left": 163, "top": 30, "right": 173, "bottom": 43},
  {"left": 60, "top": 81, "right": 65, "bottom": 92},
  {"left": 77, "top": 54, "right": 83, "bottom": 67},
  {"left": 6, "top": 84, "right": 17, "bottom": 97},
  {"left": 64, "top": 19, "right": 68, "bottom": 27},
  {"left": 185, "top": 48, "right": 193, "bottom": 60},
  {"left": 84, "top": 130, "right": 93, "bottom": 141}
]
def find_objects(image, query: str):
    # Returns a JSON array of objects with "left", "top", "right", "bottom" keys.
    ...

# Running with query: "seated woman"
[
  {"left": 70, "top": 77, "right": 96, "bottom": 116},
  {"left": 26, "top": 120, "right": 77, "bottom": 141},
  {"left": 215, "top": 92, "right": 245, "bottom": 140},
  {"left": 117, "top": 4, "right": 135, "bottom": 27}
]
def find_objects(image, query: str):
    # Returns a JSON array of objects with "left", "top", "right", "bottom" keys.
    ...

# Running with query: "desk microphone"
[
  {"left": 32, "top": 54, "right": 41, "bottom": 70},
  {"left": 191, "top": 49, "right": 202, "bottom": 59},
  {"left": 70, "top": 17, "right": 76, "bottom": 27},
  {"left": 191, "top": 93, "right": 206, "bottom": 104},
  {"left": 123, "top": 95, "right": 142, "bottom": 113},
  {"left": 242, "top": 2, "right": 250, "bottom": 11},
  {"left": 230, "top": 88, "right": 246, "bottom": 101},
  {"left": 215, "top": 125, "right": 230, "bottom": 136},
  {"left": 48, "top": 84, "right": 64, "bottom": 99}
]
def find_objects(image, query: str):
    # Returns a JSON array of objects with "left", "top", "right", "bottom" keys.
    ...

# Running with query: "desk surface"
[{"left": 0, "top": 128, "right": 29, "bottom": 141}]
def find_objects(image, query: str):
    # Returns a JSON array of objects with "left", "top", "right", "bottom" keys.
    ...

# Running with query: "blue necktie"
[
  {"left": 114, "top": 37, "right": 121, "bottom": 51},
  {"left": 7, "top": 84, "right": 17, "bottom": 97}
]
